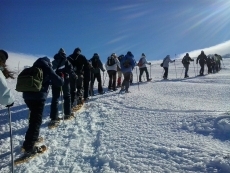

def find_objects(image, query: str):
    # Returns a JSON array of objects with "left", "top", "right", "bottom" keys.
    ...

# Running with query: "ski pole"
[
  {"left": 180, "top": 67, "right": 184, "bottom": 78},
  {"left": 103, "top": 72, "right": 107, "bottom": 86},
  {"left": 193, "top": 61, "right": 196, "bottom": 76},
  {"left": 150, "top": 64, "right": 152, "bottom": 78},
  {"left": 136, "top": 67, "right": 140, "bottom": 91},
  {"left": 60, "top": 87, "right": 65, "bottom": 128},
  {"left": 8, "top": 107, "right": 14, "bottom": 173},
  {"left": 174, "top": 61, "right": 177, "bottom": 78},
  {"left": 222, "top": 60, "right": 225, "bottom": 68}
]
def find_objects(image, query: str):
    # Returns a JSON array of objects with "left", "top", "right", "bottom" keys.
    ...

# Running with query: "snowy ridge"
[{"left": 0, "top": 57, "right": 230, "bottom": 173}]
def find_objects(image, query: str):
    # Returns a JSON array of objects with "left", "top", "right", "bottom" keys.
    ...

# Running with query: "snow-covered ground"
[{"left": 0, "top": 54, "right": 230, "bottom": 173}]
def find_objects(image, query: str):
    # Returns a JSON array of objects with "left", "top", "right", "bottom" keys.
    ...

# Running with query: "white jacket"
[
  {"left": 139, "top": 56, "right": 150, "bottom": 68},
  {"left": 105, "top": 57, "right": 121, "bottom": 71},
  {"left": 0, "top": 70, "right": 14, "bottom": 106},
  {"left": 162, "top": 55, "right": 174, "bottom": 68}
]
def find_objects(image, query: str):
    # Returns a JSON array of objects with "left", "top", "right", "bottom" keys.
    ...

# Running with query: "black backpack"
[{"left": 107, "top": 56, "right": 116, "bottom": 66}]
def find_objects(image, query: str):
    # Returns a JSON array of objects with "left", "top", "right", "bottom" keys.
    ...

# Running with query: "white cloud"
[{"left": 178, "top": 40, "right": 230, "bottom": 58}]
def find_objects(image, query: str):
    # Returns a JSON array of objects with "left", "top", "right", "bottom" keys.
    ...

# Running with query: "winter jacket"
[
  {"left": 196, "top": 53, "right": 207, "bottom": 64},
  {"left": 90, "top": 55, "right": 105, "bottom": 74},
  {"left": 120, "top": 52, "right": 135, "bottom": 73},
  {"left": 0, "top": 70, "right": 14, "bottom": 105},
  {"left": 105, "top": 56, "right": 121, "bottom": 71},
  {"left": 162, "top": 55, "right": 174, "bottom": 68},
  {"left": 52, "top": 53, "right": 77, "bottom": 80},
  {"left": 182, "top": 55, "right": 194, "bottom": 65},
  {"left": 139, "top": 56, "right": 150, "bottom": 68},
  {"left": 68, "top": 51, "right": 89, "bottom": 75},
  {"left": 23, "top": 57, "right": 64, "bottom": 101}
]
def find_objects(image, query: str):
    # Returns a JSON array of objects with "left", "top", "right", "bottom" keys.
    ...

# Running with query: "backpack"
[
  {"left": 137, "top": 58, "right": 143, "bottom": 67},
  {"left": 123, "top": 58, "right": 131, "bottom": 68},
  {"left": 16, "top": 66, "right": 43, "bottom": 92},
  {"left": 107, "top": 56, "right": 116, "bottom": 66}
]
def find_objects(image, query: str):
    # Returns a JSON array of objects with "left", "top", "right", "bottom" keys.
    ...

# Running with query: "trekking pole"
[
  {"left": 180, "top": 67, "right": 184, "bottom": 78},
  {"left": 150, "top": 65, "right": 152, "bottom": 78},
  {"left": 193, "top": 61, "right": 196, "bottom": 76},
  {"left": 136, "top": 67, "right": 140, "bottom": 91},
  {"left": 222, "top": 60, "right": 225, "bottom": 68},
  {"left": 8, "top": 107, "right": 14, "bottom": 173},
  {"left": 90, "top": 72, "right": 94, "bottom": 97},
  {"left": 103, "top": 72, "right": 107, "bottom": 86},
  {"left": 174, "top": 61, "right": 177, "bottom": 78},
  {"left": 60, "top": 87, "right": 65, "bottom": 128}
]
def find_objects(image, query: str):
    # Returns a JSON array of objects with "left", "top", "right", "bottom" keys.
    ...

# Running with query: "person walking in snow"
[
  {"left": 105, "top": 53, "right": 121, "bottom": 91},
  {"left": 0, "top": 50, "right": 14, "bottom": 107},
  {"left": 196, "top": 50, "right": 207, "bottom": 76},
  {"left": 181, "top": 53, "right": 194, "bottom": 78},
  {"left": 162, "top": 55, "right": 175, "bottom": 79},
  {"left": 22, "top": 57, "right": 64, "bottom": 156},
  {"left": 90, "top": 53, "right": 105, "bottom": 95},
  {"left": 138, "top": 53, "right": 152, "bottom": 82},
  {"left": 117, "top": 55, "right": 124, "bottom": 87},
  {"left": 119, "top": 51, "right": 136, "bottom": 93},
  {"left": 49, "top": 48, "right": 78, "bottom": 127},
  {"left": 68, "top": 47, "right": 89, "bottom": 105}
]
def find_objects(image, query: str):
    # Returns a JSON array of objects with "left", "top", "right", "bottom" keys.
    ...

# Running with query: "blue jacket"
[
  {"left": 120, "top": 53, "right": 135, "bottom": 73},
  {"left": 23, "top": 57, "right": 64, "bottom": 101}
]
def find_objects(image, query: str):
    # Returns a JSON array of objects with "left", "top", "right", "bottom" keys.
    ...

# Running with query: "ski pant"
[
  {"left": 90, "top": 72, "right": 103, "bottom": 94},
  {"left": 70, "top": 74, "right": 84, "bottom": 106},
  {"left": 23, "top": 100, "right": 45, "bottom": 152},
  {"left": 50, "top": 80, "right": 71, "bottom": 120},
  {"left": 130, "top": 72, "right": 133, "bottom": 84},
  {"left": 83, "top": 78, "right": 90, "bottom": 99},
  {"left": 199, "top": 62, "right": 205, "bottom": 75},
  {"left": 139, "top": 67, "right": 149, "bottom": 81},
  {"left": 163, "top": 67, "right": 168, "bottom": 78},
  {"left": 107, "top": 70, "right": 117, "bottom": 90},
  {"left": 183, "top": 64, "right": 189, "bottom": 77},
  {"left": 117, "top": 71, "right": 122, "bottom": 86},
  {"left": 122, "top": 72, "right": 131, "bottom": 91}
]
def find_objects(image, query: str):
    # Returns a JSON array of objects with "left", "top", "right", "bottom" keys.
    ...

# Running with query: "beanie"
[{"left": 0, "top": 49, "right": 8, "bottom": 62}]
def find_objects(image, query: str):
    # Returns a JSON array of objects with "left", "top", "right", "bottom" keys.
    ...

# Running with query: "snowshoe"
[
  {"left": 72, "top": 103, "right": 84, "bottom": 112},
  {"left": 48, "top": 119, "right": 61, "bottom": 129},
  {"left": 21, "top": 136, "right": 44, "bottom": 152},
  {"left": 15, "top": 145, "right": 47, "bottom": 165},
  {"left": 63, "top": 113, "right": 75, "bottom": 120},
  {"left": 147, "top": 78, "right": 152, "bottom": 82}
]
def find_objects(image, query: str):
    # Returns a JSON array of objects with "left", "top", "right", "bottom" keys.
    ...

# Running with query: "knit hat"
[
  {"left": 142, "top": 53, "right": 145, "bottom": 57},
  {"left": 94, "top": 53, "right": 99, "bottom": 56},
  {"left": 0, "top": 49, "right": 8, "bottom": 63},
  {"left": 58, "top": 48, "right": 65, "bottom": 54},
  {"left": 74, "top": 47, "right": 81, "bottom": 54}
]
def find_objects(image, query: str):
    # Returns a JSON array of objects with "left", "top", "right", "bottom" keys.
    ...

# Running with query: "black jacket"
[
  {"left": 23, "top": 57, "right": 64, "bottom": 101},
  {"left": 52, "top": 53, "right": 77, "bottom": 80},
  {"left": 197, "top": 53, "right": 207, "bottom": 64},
  {"left": 68, "top": 52, "right": 89, "bottom": 75},
  {"left": 90, "top": 55, "right": 105, "bottom": 74}
]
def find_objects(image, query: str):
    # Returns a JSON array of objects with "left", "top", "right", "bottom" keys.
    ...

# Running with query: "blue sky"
[{"left": 1, "top": 0, "right": 230, "bottom": 62}]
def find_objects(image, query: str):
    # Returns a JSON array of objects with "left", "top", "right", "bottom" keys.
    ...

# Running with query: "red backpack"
[{"left": 137, "top": 58, "right": 143, "bottom": 67}]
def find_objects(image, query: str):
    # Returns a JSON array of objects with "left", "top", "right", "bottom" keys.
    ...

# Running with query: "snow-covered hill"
[{"left": 0, "top": 55, "right": 230, "bottom": 173}]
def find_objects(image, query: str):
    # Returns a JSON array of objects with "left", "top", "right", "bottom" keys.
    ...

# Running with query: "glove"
[
  {"left": 6, "top": 102, "right": 14, "bottom": 108},
  {"left": 102, "top": 69, "right": 105, "bottom": 72},
  {"left": 174, "top": 60, "right": 175, "bottom": 62},
  {"left": 58, "top": 72, "right": 64, "bottom": 78},
  {"left": 149, "top": 62, "right": 151, "bottom": 65}
]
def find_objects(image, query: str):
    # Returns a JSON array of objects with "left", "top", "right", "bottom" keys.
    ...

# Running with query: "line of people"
[
  {"left": 1, "top": 48, "right": 224, "bottom": 158},
  {"left": 181, "top": 51, "right": 223, "bottom": 78}
]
